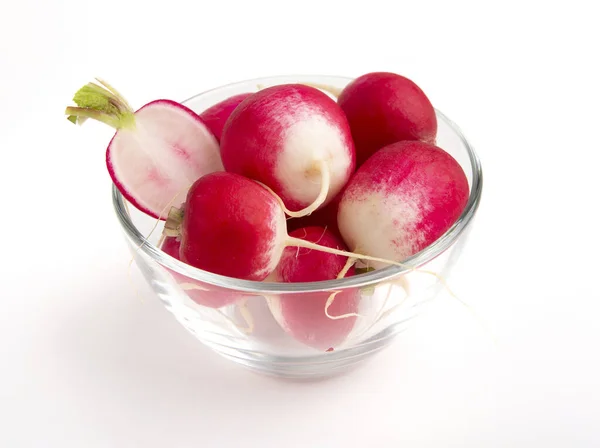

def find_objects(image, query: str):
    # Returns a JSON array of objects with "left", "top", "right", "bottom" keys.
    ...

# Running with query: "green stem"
[
  {"left": 65, "top": 106, "right": 122, "bottom": 128},
  {"left": 64, "top": 79, "right": 135, "bottom": 129},
  {"left": 163, "top": 207, "right": 184, "bottom": 237},
  {"left": 94, "top": 77, "right": 134, "bottom": 111}
]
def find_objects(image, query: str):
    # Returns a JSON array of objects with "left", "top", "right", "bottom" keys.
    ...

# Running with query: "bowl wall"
[{"left": 115, "top": 75, "right": 482, "bottom": 379}]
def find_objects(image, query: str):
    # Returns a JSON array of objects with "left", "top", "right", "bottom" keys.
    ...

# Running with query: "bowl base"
[{"left": 201, "top": 324, "right": 408, "bottom": 380}]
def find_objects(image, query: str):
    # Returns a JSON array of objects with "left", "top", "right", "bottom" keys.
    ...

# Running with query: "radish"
[
  {"left": 160, "top": 236, "right": 240, "bottom": 309},
  {"left": 266, "top": 226, "right": 360, "bottom": 351},
  {"left": 338, "top": 72, "right": 437, "bottom": 166},
  {"left": 219, "top": 84, "right": 355, "bottom": 217},
  {"left": 167, "top": 171, "right": 288, "bottom": 281},
  {"left": 163, "top": 171, "right": 417, "bottom": 282},
  {"left": 198, "top": 93, "right": 253, "bottom": 143},
  {"left": 65, "top": 78, "right": 223, "bottom": 219},
  {"left": 337, "top": 140, "right": 469, "bottom": 268}
]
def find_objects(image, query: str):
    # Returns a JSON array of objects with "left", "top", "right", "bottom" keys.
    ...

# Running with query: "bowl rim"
[{"left": 112, "top": 74, "right": 483, "bottom": 294}]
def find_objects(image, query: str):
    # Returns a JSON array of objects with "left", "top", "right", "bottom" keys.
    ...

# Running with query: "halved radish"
[{"left": 65, "top": 79, "right": 223, "bottom": 219}]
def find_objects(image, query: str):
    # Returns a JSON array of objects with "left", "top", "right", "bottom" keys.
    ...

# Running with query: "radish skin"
[
  {"left": 199, "top": 93, "right": 253, "bottom": 142},
  {"left": 220, "top": 84, "right": 355, "bottom": 217},
  {"left": 176, "top": 172, "right": 288, "bottom": 281},
  {"left": 338, "top": 72, "right": 437, "bottom": 166},
  {"left": 338, "top": 140, "right": 469, "bottom": 268},
  {"left": 267, "top": 227, "right": 360, "bottom": 351},
  {"left": 66, "top": 79, "right": 223, "bottom": 219}
]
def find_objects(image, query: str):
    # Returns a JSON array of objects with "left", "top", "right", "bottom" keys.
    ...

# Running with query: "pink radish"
[
  {"left": 338, "top": 72, "right": 437, "bottom": 166},
  {"left": 219, "top": 84, "right": 356, "bottom": 217},
  {"left": 337, "top": 140, "right": 469, "bottom": 267},
  {"left": 160, "top": 236, "right": 240, "bottom": 308},
  {"left": 65, "top": 78, "right": 223, "bottom": 219},
  {"left": 171, "top": 171, "right": 288, "bottom": 281},
  {"left": 266, "top": 226, "right": 360, "bottom": 351},
  {"left": 198, "top": 93, "right": 253, "bottom": 142},
  {"left": 164, "top": 171, "right": 413, "bottom": 282}
]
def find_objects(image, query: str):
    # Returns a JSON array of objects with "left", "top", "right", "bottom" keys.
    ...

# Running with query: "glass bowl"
[{"left": 113, "top": 75, "right": 483, "bottom": 379}]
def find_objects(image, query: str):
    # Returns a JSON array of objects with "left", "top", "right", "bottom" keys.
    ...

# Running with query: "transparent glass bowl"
[{"left": 113, "top": 75, "right": 483, "bottom": 379}]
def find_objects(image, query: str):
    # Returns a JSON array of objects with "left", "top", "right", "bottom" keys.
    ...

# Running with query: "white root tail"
[
  {"left": 337, "top": 256, "right": 357, "bottom": 279},
  {"left": 323, "top": 257, "right": 363, "bottom": 320},
  {"left": 367, "top": 279, "right": 411, "bottom": 329},
  {"left": 259, "top": 160, "right": 330, "bottom": 218},
  {"left": 324, "top": 291, "right": 362, "bottom": 320},
  {"left": 179, "top": 282, "right": 210, "bottom": 292},
  {"left": 238, "top": 299, "right": 255, "bottom": 334},
  {"left": 286, "top": 237, "right": 457, "bottom": 299}
]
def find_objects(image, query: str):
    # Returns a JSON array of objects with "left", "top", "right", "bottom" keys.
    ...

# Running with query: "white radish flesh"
[{"left": 66, "top": 79, "right": 223, "bottom": 219}]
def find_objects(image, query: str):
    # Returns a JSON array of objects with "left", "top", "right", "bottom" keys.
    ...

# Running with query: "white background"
[{"left": 1, "top": 1, "right": 599, "bottom": 446}]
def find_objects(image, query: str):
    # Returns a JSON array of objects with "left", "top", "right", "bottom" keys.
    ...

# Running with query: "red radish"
[
  {"left": 160, "top": 235, "right": 182, "bottom": 261},
  {"left": 160, "top": 236, "right": 240, "bottom": 308},
  {"left": 219, "top": 84, "right": 356, "bottom": 217},
  {"left": 65, "top": 78, "right": 223, "bottom": 219},
  {"left": 267, "top": 226, "right": 360, "bottom": 351},
  {"left": 164, "top": 171, "right": 413, "bottom": 282},
  {"left": 337, "top": 140, "right": 469, "bottom": 268},
  {"left": 172, "top": 171, "right": 288, "bottom": 281},
  {"left": 338, "top": 72, "right": 437, "bottom": 166},
  {"left": 198, "top": 93, "right": 253, "bottom": 142},
  {"left": 286, "top": 190, "right": 344, "bottom": 239}
]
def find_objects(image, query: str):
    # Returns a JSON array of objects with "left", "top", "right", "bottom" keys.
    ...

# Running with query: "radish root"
[
  {"left": 346, "top": 281, "right": 397, "bottom": 343},
  {"left": 369, "top": 278, "right": 411, "bottom": 327},
  {"left": 324, "top": 291, "right": 362, "bottom": 320},
  {"left": 179, "top": 282, "right": 210, "bottom": 292},
  {"left": 238, "top": 299, "right": 255, "bottom": 334},
  {"left": 338, "top": 256, "right": 357, "bottom": 279},
  {"left": 288, "top": 235, "right": 494, "bottom": 343},
  {"left": 286, "top": 237, "right": 457, "bottom": 298},
  {"left": 259, "top": 160, "right": 331, "bottom": 218},
  {"left": 323, "top": 257, "right": 363, "bottom": 320}
]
